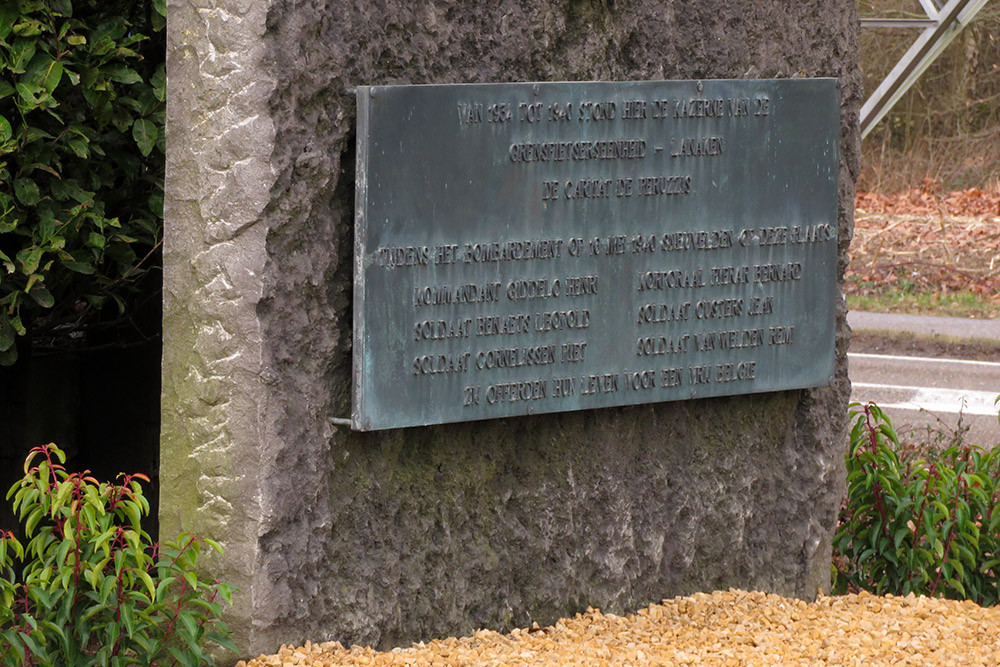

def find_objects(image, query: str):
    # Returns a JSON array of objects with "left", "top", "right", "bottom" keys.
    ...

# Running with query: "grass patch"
[{"left": 846, "top": 276, "right": 998, "bottom": 319}]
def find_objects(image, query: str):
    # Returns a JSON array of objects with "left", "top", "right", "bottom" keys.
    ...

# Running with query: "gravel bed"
[{"left": 238, "top": 589, "right": 1000, "bottom": 666}]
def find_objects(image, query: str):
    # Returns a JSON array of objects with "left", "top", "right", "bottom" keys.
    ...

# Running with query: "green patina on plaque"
[{"left": 353, "top": 79, "right": 839, "bottom": 431}]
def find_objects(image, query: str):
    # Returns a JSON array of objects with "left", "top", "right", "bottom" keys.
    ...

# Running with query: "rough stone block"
[{"left": 163, "top": 0, "right": 859, "bottom": 657}]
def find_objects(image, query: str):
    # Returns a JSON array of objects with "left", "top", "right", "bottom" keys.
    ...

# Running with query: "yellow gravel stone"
[{"left": 237, "top": 590, "right": 1000, "bottom": 666}]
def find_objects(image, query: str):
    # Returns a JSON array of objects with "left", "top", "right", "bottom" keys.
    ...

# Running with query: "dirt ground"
[{"left": 851, "top": 331, "right": 1000, "bottom": 362}]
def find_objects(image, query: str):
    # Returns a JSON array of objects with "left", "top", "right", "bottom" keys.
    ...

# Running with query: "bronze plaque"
[{"left": 353, "top": 79, "right": 839, "bottom": 431}]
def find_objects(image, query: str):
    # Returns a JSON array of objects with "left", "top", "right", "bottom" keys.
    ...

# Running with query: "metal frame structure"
[{"left": 860, "top": 0, "right": 991, "bottom": 138}]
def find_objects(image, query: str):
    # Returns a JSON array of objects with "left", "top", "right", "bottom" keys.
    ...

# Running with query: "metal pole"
[
  {"left": 859, "top": 0, "right": 990, "bottom": 139},
  {"left": 917, "top": 0, "right": 941, "bottom": 18},
  {"left": 860, "top": 18, "right": 937, "bottom": 27}
]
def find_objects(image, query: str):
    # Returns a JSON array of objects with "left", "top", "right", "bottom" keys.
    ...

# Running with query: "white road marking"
[
  {"left": 852, "top": 382, "right": 998, "bottom": 416},
  {"left": 849, "top": 352, "right": 1000, "bottom": 368}
]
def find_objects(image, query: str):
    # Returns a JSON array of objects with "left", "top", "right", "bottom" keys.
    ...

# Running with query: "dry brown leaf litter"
[
  {"left": 849, "top": 212, "right": 1000, "bottom": 298},
  {"left": 237, "top": 589, "right": 1000, "bottom": 666},
  {"left": 856, "top": 185, "right": 1000, "bottom": 219},
  {"left": 849, "top": 188, "right": 1000, "bottom": 310}
]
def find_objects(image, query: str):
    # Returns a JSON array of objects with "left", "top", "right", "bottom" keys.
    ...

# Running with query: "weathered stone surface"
[
  {"left": 162, "top": 0, "right": 860, "bottom": 658},
  {"left": 162, "top": 0, "right": 276, "bottom": 653}
]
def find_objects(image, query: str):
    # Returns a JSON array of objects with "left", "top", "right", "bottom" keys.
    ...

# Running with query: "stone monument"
[{"left": 162, "top": 0, "right": 859, "bottom": 657}]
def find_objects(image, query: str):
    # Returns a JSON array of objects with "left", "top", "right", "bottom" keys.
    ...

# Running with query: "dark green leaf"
[
  {"left": 28, "top": 285, "right": 53, "bottom": 308},
  {"left": 209, "top": 632, "right": 238, "bottom": 653},
  {"left": 105, "top": 65, "right": 142, "bottom": 85},
  {"left": 22, "top": 125, "right": 52, "bottom": 142},
  {"left": 44, "top": 59, "right": 63, "bottom": 93},
  {"left": 131, "top": 118, "right": 156, "bottom": 156},
  {"left": 151, "top": 10, "right": 166, "bottom": 32},
  {"left": 13, "top": 178, "right": 40, "bottom": 205},
  {"left": 92, "top": 17, "right": 127, "bottom": 44},
  {"left": 118, "top": 95, "right": 142, "bottom": 113},
  {"left": 25, "top": 53, "right": 63, "bottom": 94},
  {"left": 50, "top": 179, "right": 92, "bottom": 204},
  {"left": 43, "top": 106, "right": 64, "bottom": 124},
  {"left": 24, "top": 506, "right": 43, "bottom": 536},
  {"left": 147, "top": 192, "right": 164, "bottom": 217},
  {"left": 37, "top": 206, "right": 56, "bottom": 243},
  {"left": 16, "top": 246, "right": 43, "bottom": 274},
  {"left": 8, "top": 38, "right": 36, "bottom": 72},
  {"left": 0, "top": 6, "right": 18, "bottom": 39},
  {"left": 138, "top": 87, "right": 161, "bottom": 116},
  {"left": 83, "top": 294, "right": 105, "bottom": 309},
  {"left": 90, "top": 35, "right": 116, "bottom": 57},
  {"left": 166, "top": 646, "right": 187, "bottom": 665},
  {"left": 120, "top": 33, "right": 147, "bottom": 48},
  {"left": 151, "top": 64, "right": 166, "bottom": 101},
  {"left": 121, "top": 602, "right": 135, "bottom": 636},
  {"left": 892, "top": 526, "right": 910, "bottom": 550},
  {"left": 0, "top": 115, "right": 11, "bottom": 143},
  {"left": 66, "top": 137, "right": 89, "bottom": 158},
  {"left": 0, "top": 345, "right": 17, "bottom": 366},
  {"left": 15, "top": 81, "right": 43, "bottom": 107},
  {"left": 61, "top": 260, "right": 95, "bottom": 275},
  {"left": 0, "top": 314, "right": 15, "bottom": 352},
  {"left": 178, "top": 611, "right": 199, "bottom": 640},
  {"left": 110, "top": 104, "right": 134, "bottom": 132}
]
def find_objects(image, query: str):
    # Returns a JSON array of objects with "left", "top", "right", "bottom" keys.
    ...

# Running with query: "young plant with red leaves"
[
  {"left": 833, "top": 403, "right": 1000, "bottom": 605},
  {"left": 0, "top": 444, "right": 235, "bottom": 665}
]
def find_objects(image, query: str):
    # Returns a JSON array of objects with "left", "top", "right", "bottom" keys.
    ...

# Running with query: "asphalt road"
[
  {"left": 848, "top": 311, "right": 1000, "bottom": 341},
  {"left": 847, "top": 312, "right": 1000, "bottom": 447},
  {"left": 848, "top": 352, "right": 1000, "bottom": 446}
]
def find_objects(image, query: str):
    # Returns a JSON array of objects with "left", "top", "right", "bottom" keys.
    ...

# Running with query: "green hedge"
[{"left": 0, "top": 0, "right": 164, "bottom": 365}]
